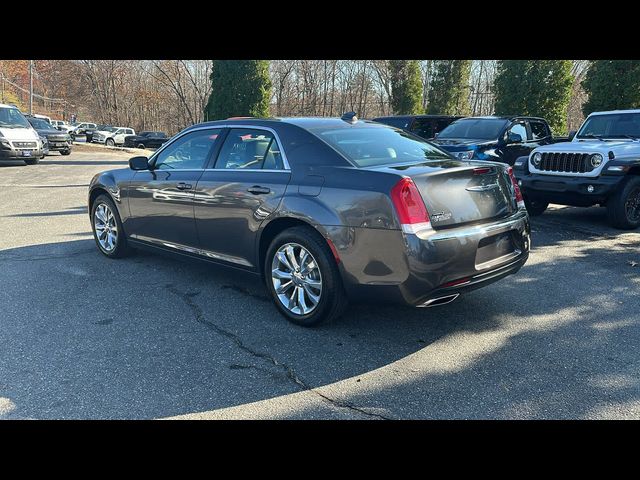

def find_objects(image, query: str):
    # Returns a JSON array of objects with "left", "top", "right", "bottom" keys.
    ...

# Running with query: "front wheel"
[
  {"left": 91, "top": 194, "right": 133, "bottom": 258},
  {"left": 105, "top": 138, "right": 115, "bottom": 147},
  {"left": 60, "top": 149, "right": 71, "bottom": 156},
  {"left": 265, "top": 226, "right": 348, "bottom": 327},
  {"left": 607, "top": 176, "right": 640, "bottom": 230},
  {"left": 524, "top": 197, "right": 548, "bottom": 216}
]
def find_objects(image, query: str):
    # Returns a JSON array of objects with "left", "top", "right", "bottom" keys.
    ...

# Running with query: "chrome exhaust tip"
[{"left": 419, "top": 293, "right": 460, "bottom": 308}]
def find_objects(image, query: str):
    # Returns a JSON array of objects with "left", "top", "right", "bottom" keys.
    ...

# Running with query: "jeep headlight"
[
  {"left": 532, "top": 152, "right": 542, "bottom": 167},
  {"left": 590, "top": 153, "right": 603, "bottom": 168},
  {"left": 456, "top": 150, "right": 474, "bottom": 160}
]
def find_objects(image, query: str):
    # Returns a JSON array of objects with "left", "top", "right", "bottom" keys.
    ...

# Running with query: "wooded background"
[{"left": 0, "top": 60, "right": 618, "bottom": 136}]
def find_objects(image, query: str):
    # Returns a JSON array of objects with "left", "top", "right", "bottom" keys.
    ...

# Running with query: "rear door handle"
[
  {"left": 176, "top": 182, "right": 193, "bottom": 190},
  {"left": 247, "top": 186, "right": 271, "bottom": 195}
]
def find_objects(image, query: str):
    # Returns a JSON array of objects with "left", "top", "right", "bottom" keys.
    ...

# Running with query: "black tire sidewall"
[
  {"left": 609, "top": 176, "right": 640, "bottom": 229},
  {"left": 264, "top": 227, "right": 343, "bottom": 327},
  {"left": 91, "top": 194, "right": 129, "bottom": 258},
  {"left": 524, "top": 196, "right": 548, "bottom": 216}
]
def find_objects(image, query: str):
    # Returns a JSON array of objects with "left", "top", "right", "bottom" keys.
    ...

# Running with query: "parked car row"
[{"left": 374, "top": 111, "right": 640, "bottom": 230}]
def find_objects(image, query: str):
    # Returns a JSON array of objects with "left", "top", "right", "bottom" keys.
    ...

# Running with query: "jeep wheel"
[
  {"left": 607, "top": 176, "right": 640, "bottom": 230},
  {"left": 105, "top": 138, "right": 115, "bottom": 147},
  {"left": 524, "top": 197, "right": 548, "bottom": 216}
]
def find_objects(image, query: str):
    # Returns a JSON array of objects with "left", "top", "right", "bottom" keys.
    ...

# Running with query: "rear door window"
[{"left": 529, "top": 120, "right": 550, "bottom": 140}]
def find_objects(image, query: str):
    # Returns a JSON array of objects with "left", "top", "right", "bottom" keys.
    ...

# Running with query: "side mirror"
[
  {"left": 568, "top": 130, "right": 577, "bottom": 141},
  {"left": 507, "top": 132, "right": 523, "bottom": 144},
  {"left": 129, "top": 156, "right": 150, "bottom": 171}
]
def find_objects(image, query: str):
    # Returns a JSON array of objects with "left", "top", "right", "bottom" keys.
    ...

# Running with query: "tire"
[
  {"left": 524, "top": 196, "right": 548, "bottom": 216},
  {"left": 137, "top": 143, "right": 146, "bottom": 149},
  {"left": 607, "top": 176, "right": 640, "bottom": 230},
  {"left": 264, "top": 226, "right": 348, "bottom": 327},
  {"left": 105, "top": 138, "right": 115, "bottom": 147},
  {"left": 90, "top": 194, "right": 133, "bottom": 258},
  {"left": 60, "top": 149, "right": 71, "bottom": 156},
  {"left": 24, "top": 158, "right": 39, "bottom": 165}
]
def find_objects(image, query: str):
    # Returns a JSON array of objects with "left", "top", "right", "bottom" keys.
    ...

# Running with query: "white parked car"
[
  {"left": 51, "top": 120, "right": 73, "bottom": 132},
  {"left": 70, "top": 122, "right": 97, "bottom": 136},
  {"left": 0, "top": 103, "right": 46, "bottom": 165},
  {"left": 92, "top": 126, "right": 135, "bottom": 146}
]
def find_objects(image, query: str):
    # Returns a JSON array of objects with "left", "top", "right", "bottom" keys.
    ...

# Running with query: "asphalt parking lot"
[{"left": 0, "top": 147, "right": 638, "bottom": 419}]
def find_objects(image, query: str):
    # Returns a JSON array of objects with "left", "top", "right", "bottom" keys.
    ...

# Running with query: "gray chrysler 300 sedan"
[{"left": 88, "top": 115, "right": 531, "bottom": 326}]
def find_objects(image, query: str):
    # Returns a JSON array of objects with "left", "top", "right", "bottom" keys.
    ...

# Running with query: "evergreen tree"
[
  {"left": 426, "top": 60, "right": 471, "bottom": 116},
  {"left": 389, "top": 60, "right": 423, "bottom": 115},
  {"left": 494, "top": 60, "right": 573, "bottom": 134},
  {"left": 582, "top": 60, "right": 640, "bottom": 116},
  {"left": 204, "top": 60, "right": 271, "bottom": 120}
]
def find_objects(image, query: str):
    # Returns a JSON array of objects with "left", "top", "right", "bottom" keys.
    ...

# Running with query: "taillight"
[
  {"left": 506, "top": 166, "right": 525, "bottom": 209},
  {"left": 390, "top": 177, "right": 432, "bottom": 234}
]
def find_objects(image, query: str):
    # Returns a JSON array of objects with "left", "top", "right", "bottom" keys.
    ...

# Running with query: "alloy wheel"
[
  {"left": 94, "top": 203, "right": 118, "bottom": 252},
  {"left": 271, "top": 242, "right": 322, "bottom": 315}
]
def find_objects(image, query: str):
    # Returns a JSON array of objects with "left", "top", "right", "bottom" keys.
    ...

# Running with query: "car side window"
[
  {"left": 411, "top": 119, "right": 436, "bottom": 139},
  {"left": 126, "top": 129, "right": 134, "bottom": 135},
  {"left": 115, "top": 129, "right": 124, "bottom": 135},
  {"left": 529, "top": 121, "right": 550, "bottom": 140},
  {"left": 154, "top": 129, "right": 222, "bottom": 170},
  {"left": 214, "top": 128, "right": 284, "bottom": 170},
  {"left": 507, "top": 123, "right": 528, "bottom": 142}
]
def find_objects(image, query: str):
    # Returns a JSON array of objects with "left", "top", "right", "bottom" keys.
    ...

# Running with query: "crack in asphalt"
[{"left": 166, "top": 284, "right": 391, "bottom": 420}]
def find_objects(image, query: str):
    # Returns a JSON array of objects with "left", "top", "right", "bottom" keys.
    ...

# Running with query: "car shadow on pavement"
[
  {"left": 0, "top": 237, "right": 637, "bottom": 419},
  {"left": 5, "top": 206, "right": 87, "bottom": 218}
]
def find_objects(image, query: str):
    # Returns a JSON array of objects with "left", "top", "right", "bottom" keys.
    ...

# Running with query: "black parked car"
[
  {"left": 123, "top": 131, "right": 169, "bottom": 149},
  {"left": 89, "top": 115, "right": 530, "bottom": 326},
  {"left": 431, "top": 116, "right": 566, "bottom": 166},
  {"left": 26, "top": 116, "right": 72, "bottom": 155},
  {"left": 372, "top": 114, "right": 462, "bottom": 140}
]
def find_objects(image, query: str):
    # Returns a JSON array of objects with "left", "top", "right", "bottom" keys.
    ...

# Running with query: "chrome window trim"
[{"left": 148, "top": 124, "right": 291, "bottom": 172}]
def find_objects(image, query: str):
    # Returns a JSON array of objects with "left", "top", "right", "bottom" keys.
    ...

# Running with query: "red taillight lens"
[
  {"left": 390, "top": 177, "right": 431, "bottom": 234},
  {"left": 506, "top": 166, "right": 525, "bottom": 208}
]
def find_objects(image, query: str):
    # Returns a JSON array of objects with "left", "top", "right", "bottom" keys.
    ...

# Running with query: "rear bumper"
[
  {"left": 333, "top": 209, "right": 531, "bottom": 306},
  {"left": 518, "top": 171, "right": 622, "bottom": 206}
]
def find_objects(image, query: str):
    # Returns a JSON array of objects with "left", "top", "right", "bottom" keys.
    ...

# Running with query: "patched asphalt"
[{"left": 0, "top": 148, "right": 638, "bottom": 419}]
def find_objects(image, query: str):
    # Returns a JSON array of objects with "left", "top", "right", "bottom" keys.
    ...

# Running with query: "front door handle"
[
  {"left": 176, "top": 182, "right": 193, "bottom": 190},
  {"left": 247, "top": 185, "right": 271, "bottom": 195}
]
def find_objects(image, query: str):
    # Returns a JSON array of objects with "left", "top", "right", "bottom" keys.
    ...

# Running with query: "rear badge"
[
  {"left": 431, "top": 211, "right": 452, "bottom": 222},
  {"left": 465, "top": 184, "right": 499, "bottom": 192}
]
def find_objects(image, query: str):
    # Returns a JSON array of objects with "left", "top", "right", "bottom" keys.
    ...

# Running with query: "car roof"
[
  {"left": 458, "top": 115, "right": 547, "bottom": 122},
  {"left": 185, "top": 117, "right": 400, "bottom": 132},
  {"left": 372, "top": 114, "right": 462, "bottom": 120},
  {"left": 587, "top": 109, "right": 640, "bottom": 116}
]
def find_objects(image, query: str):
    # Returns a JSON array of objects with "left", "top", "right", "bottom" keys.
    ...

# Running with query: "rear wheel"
[
  {"left": 60, "top": 149, "right": 71, "bottom": 156},
  {"left": 524, "top": 197, "right": 548, "bottom": 216},
  {"left": 105, "top": 138, "right": 115, "bottom": 147},
  {"left": 607, "top": 176, "right": 640, "bottom": 230},
  {"left": 91, "top": 194, "right": 133, "bottom": 258},
  {"left": 264, "top": 226, "right": 347, "bottom": 327}
]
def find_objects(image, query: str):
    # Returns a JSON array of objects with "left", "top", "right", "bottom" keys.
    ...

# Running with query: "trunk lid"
[{"left": 376, "top": 160, "right": 516, "bottom": 229}]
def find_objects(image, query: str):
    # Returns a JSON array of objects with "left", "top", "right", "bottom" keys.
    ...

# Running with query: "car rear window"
[
  {"left": 438, "top": 118, "right": 508, "bottom": 140},
  {"left": 309, "top": 125, "right": 452, "bottom": 168}
]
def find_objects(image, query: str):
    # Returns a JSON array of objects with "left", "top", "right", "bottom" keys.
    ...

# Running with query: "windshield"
[
  {"left": 101, "top": 126, "right": 117, "bottom": 133},
  {"left": 28, "top": 118, "right": 53, "bottom": 130},
  {"left": 310, "top": 125, "right": 452, "bottom": 168},
  {"left": 437, "top": 118, "right": 508, "bottom": 140},
  {"left": 0, "top": 107, "right": 32, "bottom": 128},
  {"left": 577, "top": 113, "right": 640, "bottom": 139}
]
